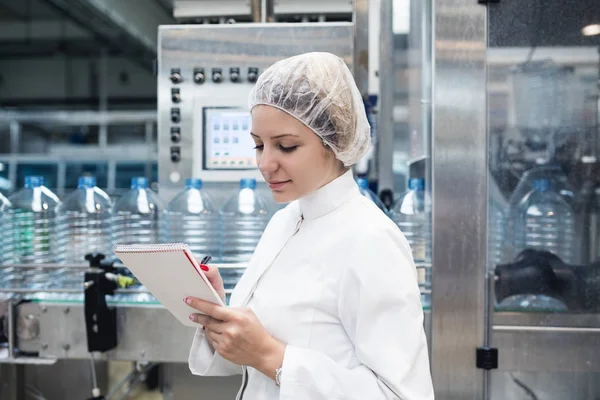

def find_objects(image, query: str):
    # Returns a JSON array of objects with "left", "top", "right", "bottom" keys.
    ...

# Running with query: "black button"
[
  {"left": 212, "top": 68, "right": 223, "bottom": 83},
  {"left": 171, "top": 88, "right": 181, "bottom": 103},
  {"left": 171, "top": 108, "right": 180, "bottom": 123},
  {"left": 170, "top": 68, "right": 182, "bottom": 84},
  {"left": 247, "top": 67, "right": 259, "bottom": 83},
  {"left": 230, "top": 67, "right": 241, "bottom": 83},
  {"left": 194, "top": 68, "right": 206, "bottom": 84},
  {"left": 170, "top": 127, "right": 181, "bottom": 143}
]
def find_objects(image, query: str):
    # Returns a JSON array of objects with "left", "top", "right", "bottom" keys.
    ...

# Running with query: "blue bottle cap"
[
  {"left": 240, "top": 178, "right": 256, "bottom": 190},
  {"left": 409, "top": 178, "right": 425, "bottom": 191},
  {"left": 356, "top": 177, "right": 369, "bottom": 190},
  {"left": 131, "top": 177, "right": 149, "bottom": 189},
  {"left": 24, "top": 176, "right": 44, "bottom": 189},
  {"left": 186, "top": 178, "right": 203, "bottom": 190},
  {"left": 78, "top": 176, "right": 97, "bottom": 189},
  {"left": 533, "top": 179, "right": 551, "bottom": 192}
]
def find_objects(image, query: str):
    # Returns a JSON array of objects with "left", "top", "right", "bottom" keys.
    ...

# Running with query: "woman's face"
[{"left": 251, "top": 105, "right": 344, "bottom": 203}]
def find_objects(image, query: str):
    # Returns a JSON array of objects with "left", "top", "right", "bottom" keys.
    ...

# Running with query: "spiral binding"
[{"left": 113, "top": 243, "right": 190, "bottom": 253}]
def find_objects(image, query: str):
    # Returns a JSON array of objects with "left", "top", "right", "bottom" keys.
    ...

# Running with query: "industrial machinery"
[
  {"left": 0, "top": 19, "right": 367, "bottom": 400},
  {"left": 2, "top": 0, "right": 600, "bottom": 398}
]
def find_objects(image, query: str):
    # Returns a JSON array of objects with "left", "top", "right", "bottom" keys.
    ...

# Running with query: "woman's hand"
[
  {"left": 185, "top": 297, "right": 286, "bottom": 380},
  {"left": 198, "top": 263, "right": 226, "bottom": 302}
]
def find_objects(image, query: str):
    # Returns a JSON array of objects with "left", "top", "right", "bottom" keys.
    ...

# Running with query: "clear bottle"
[
  {"left": 593, "top": 187, "right": 600, "bottom": 262},
  {"left": 356, "top": 177, "right": 386, "bottom": 211},
  {"left": 112, "top": 177, "right": 163, "bottom": 247},
  {"left": 163, "top": 178, "right": 219, "bottom": 259},
  {"left": 6, "top": 176, "right": 61, "bottom": 289},
  {"left": 0, "top": 192, "right": 11, "bottom": 265},
  {"left": 488, "top": 197, "right": 507, "bottom": 269},
  {"left": 0, "top": 192, "right": 12, "bottom": 284},
  {"left": 6, "top": 176, "right": 61, "bottom": 264},
  {"left": 219, "top": 179, "right": 273, "bottom": 288},
  {"left": 55, "top": 176, "right": 113, "bottom": 266},
  {"left": 515, "top": 178, "right": 575, "bottom": 263},
  {"left": 390, "top": 178, "right": 431, "bottom": 308}
]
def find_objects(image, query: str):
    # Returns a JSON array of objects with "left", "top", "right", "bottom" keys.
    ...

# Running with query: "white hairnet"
[{"left": 248, "top": 52, "right": 371, "bottom": 167}]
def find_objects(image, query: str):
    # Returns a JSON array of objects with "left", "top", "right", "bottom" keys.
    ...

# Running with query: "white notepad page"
[{"left": 113, "top": 243, "right": 225, "bottom": 327}]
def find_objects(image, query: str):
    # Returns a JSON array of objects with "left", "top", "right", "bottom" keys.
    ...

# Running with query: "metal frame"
[
  {"left": 0, "top": 110, "right": 157, "bottom": 195},
  {"left": 430, "top": 1, "right": 488, "bottom": 398}
]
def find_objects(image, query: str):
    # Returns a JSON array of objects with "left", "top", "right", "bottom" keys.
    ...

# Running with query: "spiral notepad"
[{"left": 113, "top": 243, "right": 225, "bottom": 327}]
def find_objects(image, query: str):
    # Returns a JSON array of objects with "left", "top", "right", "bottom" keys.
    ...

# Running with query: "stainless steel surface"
[
  {"left": 8, "top": 301, "right": 15, "bottom": 359},
  {"left": 157, "top": 23, "right": 354, "bottom": 200},
  {"left": 0, "top": 110, "right": 156, "bottom": 124},
  {"left": 377, "top": 0, "right": 394, "bottom": 192},
  {"left": 353, "top": 0, "right": 369, "bottom": 97},
  {"left": 493, "top": 328, "right": 600, "bottom": 372},
  {"left": 161, "top": 363, "right": 241, "bottom": 400},
  {"left": 430, "top": 2, "right": 487, "bottom": 400},
  {"left": 16, "top": 302, "right": 196, "bottom": 362}
]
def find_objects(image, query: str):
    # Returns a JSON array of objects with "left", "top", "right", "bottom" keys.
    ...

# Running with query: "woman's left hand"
[{"left": 185, "top": 297, "right": 286, "bottom": 379}]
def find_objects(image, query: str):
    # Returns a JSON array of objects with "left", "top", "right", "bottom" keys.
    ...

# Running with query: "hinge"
[{"left": 476, "top": 347, "right": 498, "bottom": 370}]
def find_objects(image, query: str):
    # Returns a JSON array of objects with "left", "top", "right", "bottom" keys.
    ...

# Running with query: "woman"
[{"left": 186, "top": 52, "right": 434, "bottom": 399}]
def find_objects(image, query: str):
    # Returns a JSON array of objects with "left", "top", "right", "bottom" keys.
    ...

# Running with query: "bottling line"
[{"left": 1, "top": 0, "right": 600, "bottom": 399}]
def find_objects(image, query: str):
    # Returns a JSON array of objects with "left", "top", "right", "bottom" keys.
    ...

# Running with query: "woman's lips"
[{"left": 268, "top": 180, "right": 290, "bottom": 190}]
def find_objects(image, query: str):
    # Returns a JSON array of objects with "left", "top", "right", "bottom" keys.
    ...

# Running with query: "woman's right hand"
[{"left": 201, "top": 263, "right": 226, "bottom": 302}]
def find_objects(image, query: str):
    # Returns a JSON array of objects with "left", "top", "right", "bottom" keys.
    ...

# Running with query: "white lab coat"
[{"left": 188, "top": 169, "right": 434, "bottom": 399}]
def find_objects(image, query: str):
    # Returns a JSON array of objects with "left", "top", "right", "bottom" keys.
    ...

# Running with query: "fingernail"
[
  {"left": 184, "top": 297, "right": 190, "bottom": 304},
  {"left": 200, "top": 264, "right": 209, "bottom": 271}
]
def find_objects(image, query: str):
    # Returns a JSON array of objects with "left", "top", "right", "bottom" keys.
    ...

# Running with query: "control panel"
[{"left": 158, "top": 23, "right": 354, "bottom": 199}]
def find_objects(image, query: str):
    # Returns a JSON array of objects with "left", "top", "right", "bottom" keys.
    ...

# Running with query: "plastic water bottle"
[
  {"left": 356, "top": 177, "right": 386, "bottom": 211},
  {"left": 0, "top": 193, "right": 12, "bottom": 285},
  {"left": 6, "top": 176, "right": 60, "bottom": 265},
  {"left": 390, "top": 178, "right": 431, "bottom": 307},
  {"left": 595, "top": 188, "right": 600, "bottom": 261},
  {"left": 488, "top": 198, "right": 506, "bottom": 268},
  {"left": 0, "top": 192, "right": 11, "bottom": 265},
  {"left": 163, "top": 178, "right": 219, "bottom": 258},
  {"left": 112, "top": 177, "right": 163, "bottom": 247},
  {"left": 515, "top": 178, "right": 575, "bottom": 263},
  {"left": 4, "top": 177, "right": 60, "bottom": 290},
  {"left": 219, "top": 179, "right": 273, "bottom": 289},
  {"left": 55, "top": 176, "right": 113, "bottom": 265}
]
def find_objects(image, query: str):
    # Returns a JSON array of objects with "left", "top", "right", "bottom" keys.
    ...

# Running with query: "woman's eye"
[
  {"left": 253, "top": 144, "right": 264, "bottom": 150},
  {"left": 279, "top": 145, "right": 297, "bottom": 153}
]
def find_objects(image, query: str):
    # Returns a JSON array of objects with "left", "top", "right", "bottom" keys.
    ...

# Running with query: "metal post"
[
  {"left": 98, "top": 50, "right": 108, "bottom": 149},
  {"left": 353, "top": 0, "right": 369, "bottom": 97},
  {"left": 145, "top": 121, "right": 154, "bottom": 181},
  {"left": 9, "top": 121, "right": 19, "bottom": 189},
  {"left": 430, "top": 0, "right": 488, "bottom": 398},
  {"left": 377, "top": 0, "right": 394, "bottom": 192}
]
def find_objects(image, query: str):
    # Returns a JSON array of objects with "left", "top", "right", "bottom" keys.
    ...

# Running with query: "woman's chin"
[{"left": 271, "top": 190, "right": 298, "bottom": 204}]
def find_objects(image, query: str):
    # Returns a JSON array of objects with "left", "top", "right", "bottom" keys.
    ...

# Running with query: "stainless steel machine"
[{"left": 157, "top": 22, "right": 355, "bottom": 201}]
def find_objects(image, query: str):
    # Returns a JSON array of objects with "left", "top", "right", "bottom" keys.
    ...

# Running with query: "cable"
[
  {"left": 106, "top": 362, "right": 155, "bottom": 400},
  {"left": 510, "top": 373, "right": 539, "bottom": 400},
  {"left": 25, "top": 385, "right": 47, "bottom": 400},
  {"left": 90, "top": 354, "right": 99, "bottom": 391}
]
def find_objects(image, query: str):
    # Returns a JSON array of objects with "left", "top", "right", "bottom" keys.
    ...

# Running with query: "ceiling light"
[{"left": 582, "top": 24, "right": 600, "bottom": 36}]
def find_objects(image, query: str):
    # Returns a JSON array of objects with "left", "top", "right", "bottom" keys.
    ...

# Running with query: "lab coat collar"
[{"left": 298, "top": 169, "right": 359, "bottom": 219}]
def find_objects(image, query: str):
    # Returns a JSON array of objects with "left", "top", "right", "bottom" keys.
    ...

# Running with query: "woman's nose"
[{"left": 258, "top": 147, "right": 278, "bottom": 174}]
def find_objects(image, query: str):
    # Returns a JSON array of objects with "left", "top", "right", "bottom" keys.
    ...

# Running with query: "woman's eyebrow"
[{"left": 250, "top": 132, "right": 299, "bottom": 139}]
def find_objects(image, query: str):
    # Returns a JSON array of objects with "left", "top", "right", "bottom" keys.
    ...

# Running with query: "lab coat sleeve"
[
  {"left": 188, "top": 327, "right": 242, "bottom": 376},
  {"left": 278, "top": 225, "right": 434, "bottom": 400}
]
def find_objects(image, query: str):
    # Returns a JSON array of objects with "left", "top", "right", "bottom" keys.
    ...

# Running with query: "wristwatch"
[{"left": 275, "top": 367, "right": 283, "bottom": 387}]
